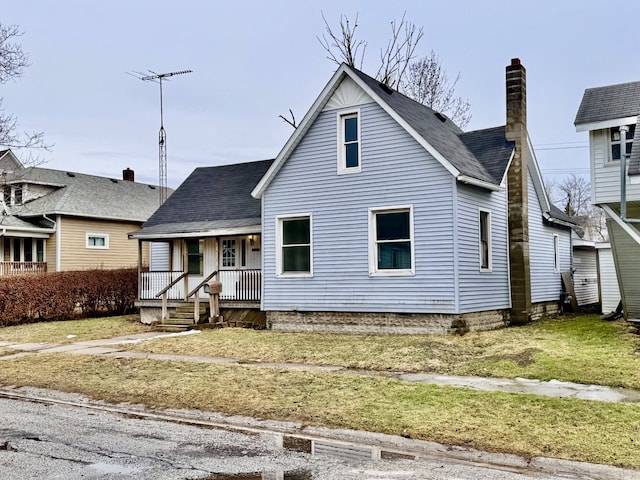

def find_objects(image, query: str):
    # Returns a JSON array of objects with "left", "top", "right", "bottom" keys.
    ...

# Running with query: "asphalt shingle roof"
[
  {"left": 9, "top": 167, "right": 163, "bottom": 222},
  {"left": 575, "top": 81, "right": 640, "bottom": 125},
  {"left": 137, "top": 159, "right": 273, "bottom": 237},
  {"left": 459, "top": 127, "right": 515, "bottom": 184}
]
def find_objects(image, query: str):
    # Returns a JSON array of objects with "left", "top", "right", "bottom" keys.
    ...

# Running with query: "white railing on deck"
[
  {"left": 0, "top": 262, "right": 47, "bottom": 276},
  {"left": 140, "top": 271, "right": 185, "bottom": 300},
  {"left": 218, "top": 269, "right": 261, "bottom": 301}
]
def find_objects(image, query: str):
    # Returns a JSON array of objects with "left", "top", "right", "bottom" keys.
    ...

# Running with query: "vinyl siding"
[
  {"left": 591, "top": 129, "right": 640, "bottom": 204},
  {"left": 607, "top": 220, "right": 640, "bottom": 319},
  {"left": 528, "top": 174, "right": 571, "bottom": 303},
  {"left": 572, "top": 248, "right": 598, "bottom": 306},
  {"left": 262, "top": 101, "right": 457, "bottom": 314},
  {"left": 58, "top": 217, "right": 146, "bottom": 271},
  {"left": 456, "top": 183, "right": 511, "bottom": 312}
]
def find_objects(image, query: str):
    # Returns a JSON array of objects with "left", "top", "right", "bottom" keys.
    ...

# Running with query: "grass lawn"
[
  {"left": 0, "top": 353, "right": 638, "bottom": 469},
  {"left": 119, "top": 315, "right": 640, "bottom": 389},
  {"left": 0, "top": 315, "right": 151, "bottom": 344}
]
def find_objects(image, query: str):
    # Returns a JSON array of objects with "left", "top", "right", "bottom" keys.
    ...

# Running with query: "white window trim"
[
  {"left": 276, "top": 213, "right": 313, "bottom": 278},
  {"left": 479, "top": 208, "right": 492, "bottom": 272},
  {"left": 337, "top": 108, "right": 361, "bottom": 174},
  {"left": 607, "top": 124, "right": 635, "bottom": 164},
  {"left": 368, "top": 205, "right": 415, "bottom": 276},
  {"left": 553, "top": 234, "right": 560, "bottom": 273},
  {"left": 86, "top": 232, "right": 109, "bottom": 250}
]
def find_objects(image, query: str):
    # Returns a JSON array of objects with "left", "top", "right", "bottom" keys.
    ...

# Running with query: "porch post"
[{"left": 137, "top": 239, "right": 142, "bottom": 300}]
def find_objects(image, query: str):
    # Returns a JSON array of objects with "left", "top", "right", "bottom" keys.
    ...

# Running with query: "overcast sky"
[{"left": 3, "top": 1, "right": 639, "bottom": 190}]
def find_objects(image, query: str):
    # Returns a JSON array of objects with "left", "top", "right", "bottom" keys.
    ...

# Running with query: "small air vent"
[
  {"left": 66, "top": 172, "right": 76, "bottom": 177},
  {"left": 378, "top": 82, "right": 394, "bottom": 95},
  {"left": 434, "top": 112, "right": 447, "bottom": 123},
  {"left": 110, "top": 178, "right": 118, "bottom": 183},
  {"left": 148, "top": 185, "right": 156, "bottom": 190}
]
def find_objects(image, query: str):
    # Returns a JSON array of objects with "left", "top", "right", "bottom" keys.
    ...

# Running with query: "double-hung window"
[
  {"left": 479, "top": 210, "right": 492, "bottom": 271},
  {"left": 278, "top": 215, "right": 312, "bottom": 276},
  {"left": 369, "top": 206, "right": 414, "bottom": 275},
  {"left": 338, "top": 110, "right": 360, "bottom": 173},
  {"left": 186, "top": 238, "right": 203, "bottom": 275},
  {"left": 609, "top": 124, "right": 635, "bottom": 162}
]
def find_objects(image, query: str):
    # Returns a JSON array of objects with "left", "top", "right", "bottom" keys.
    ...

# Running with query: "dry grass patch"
[
  {"left": 0, "top": 315, "right": 150, "bottom": 344},
  {"left": 0, "top": 353, "right": 638, "bottom": 469},
  {"left": 121, "top": 315, "right": 640, "bottom": 389}
]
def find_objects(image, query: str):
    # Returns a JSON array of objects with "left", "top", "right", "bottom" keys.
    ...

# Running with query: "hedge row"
[{"left": 0, "top": 268, "right": 138, "bottom": 327}]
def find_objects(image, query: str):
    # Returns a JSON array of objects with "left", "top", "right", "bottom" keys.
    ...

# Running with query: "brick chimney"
[
  {"left": 505, "top": 58, "right": 532, "bottom": 325},
  {"left": 123, "top": 168, "right": 135, "bottom": 182}
]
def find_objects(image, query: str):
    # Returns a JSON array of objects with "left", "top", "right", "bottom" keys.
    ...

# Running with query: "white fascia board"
[
  {"left": 20, "top": 211, "right": 148, "bottom": 223},
  {"left": 252, "top": 65, "right": 350, "bottom": 199},
  {"left": 498, "top": 148, "right": 515, "bottom": 188},
  {"left": 575, "top": 116, "right": 638, "bottom": 132},
  {"left": 602, "top": 205, "right": 640, "bottom": 245},
  {"left": 595, "top": 242, "right": 611, "bottom": 249},
  {"left": 129, "top": 225, "right": 261, "bottom": 240},
  {"left": 527, "top": 134, "right": 551, "bottom": 213},
  {"left": 1, "top": 229, "right": 53, "bottom": 238},
  {"left": 456, "top": 175, "right": 502, "bottom": 192}
]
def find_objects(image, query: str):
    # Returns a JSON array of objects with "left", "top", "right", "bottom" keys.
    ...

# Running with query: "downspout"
[
  {"left": 619, "top": 125, "right": 640, "bottom": 223},
  {"left": 43, "top": 213, "right": 58, "bottom": 272}
]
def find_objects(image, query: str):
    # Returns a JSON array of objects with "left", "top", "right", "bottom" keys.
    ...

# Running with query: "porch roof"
[{"left": 130, "top": 218, "right": 261, "bottom": 240}]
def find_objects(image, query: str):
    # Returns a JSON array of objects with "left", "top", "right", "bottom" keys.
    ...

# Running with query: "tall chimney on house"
[
  {"left": 123, "top": 168, "right": 135, "bottom": 182},
  {"left": 505, "top": 58, "right": 532, "bottom": 325}
]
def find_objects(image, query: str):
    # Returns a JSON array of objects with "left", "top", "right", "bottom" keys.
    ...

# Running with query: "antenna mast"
[{"left": 138, "top": 69, "right": 192, "bottom": 205}]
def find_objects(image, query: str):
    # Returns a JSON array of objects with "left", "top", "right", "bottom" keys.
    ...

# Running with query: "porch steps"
[{"left": 153, "top": 302, "right": 210, "bottom": 332}]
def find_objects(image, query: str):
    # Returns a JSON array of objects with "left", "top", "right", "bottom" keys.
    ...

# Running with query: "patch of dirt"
[{"left": 482, "top": 347, "right": 542, "bottom": 367}]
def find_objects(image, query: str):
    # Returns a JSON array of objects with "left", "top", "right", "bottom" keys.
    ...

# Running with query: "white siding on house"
[
  {"left": 528, "top": 173, "right": 571, "bottom": 303},
  {"left": 572, "top": 247, "right": 599, "bottom": 306},
  {"left": 590, "top": 129, "right": 640, "bottom": 204},
  {"left": 596, "top": 243, "right": 621, "bottom": 314},
  {"left": 262, "top": 101, "right": 458, "bottom": 314},
  {"left": 456, "top": 183, "right": 511, "bottom": 312}
]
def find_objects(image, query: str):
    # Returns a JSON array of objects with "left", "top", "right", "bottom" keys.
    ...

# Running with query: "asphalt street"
[{"left": 0, "top": 394, "right": 574, "bottom": 480}]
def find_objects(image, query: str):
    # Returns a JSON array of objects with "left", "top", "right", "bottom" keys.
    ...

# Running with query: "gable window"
[
  {"left": 609, "top": 124, "right": 635, "bottom": 162},
  {"left": 553, "top": 234, "right": 560, "bottom": 273},
  {"left": 86, "top": 233, "right": 109, "bottom": 249},
  {"left": 369, "top": 206, "right": 414, "bottom": 275},
  {"left": 186, "top": 238, "right": 203, "bottom": 275},
  {"left": 337, "top": 110, "right": 361, "bottom": 173},
  {"left": 277, "top": 215, "right": 312, "bottom": 275},
  {"left": 479, "top": 210, "right": 492, "bottom": 271}
]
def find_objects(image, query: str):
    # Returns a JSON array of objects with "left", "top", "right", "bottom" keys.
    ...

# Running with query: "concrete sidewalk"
[{"left": 2, "top": 331, "right": 640, "bottom": 403}]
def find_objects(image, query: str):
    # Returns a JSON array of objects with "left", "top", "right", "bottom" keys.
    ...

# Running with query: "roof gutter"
[{"left": 456, "top": 175, "right": 502, "bottom": 192}]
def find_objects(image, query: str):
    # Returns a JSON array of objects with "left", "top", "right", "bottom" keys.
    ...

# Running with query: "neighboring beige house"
[{"left": 0, "top": 150, "right": 161, "bottom": 275}]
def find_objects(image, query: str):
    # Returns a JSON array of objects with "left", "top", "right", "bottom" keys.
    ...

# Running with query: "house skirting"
[
  {"left": 266, "top": 310, "right": 510, "bottom": 335},
  {"left": 530, "top": 300, "right": 561, "bottom": 321}
]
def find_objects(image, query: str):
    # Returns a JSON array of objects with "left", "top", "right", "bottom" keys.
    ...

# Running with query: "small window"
[
  {"left": 186, "top": 238, "right": 203, "bottom": 275},
  {"left": 278, "top": 216, "right": 312, "bottom": 275},
  {"left": 222, "top": 239, "right": 236, "bottom": 267},
  {"left": 36, "top": 239, "right": 45, "bottom": 262},
  {"left": 370, "top": 207, "right": 414, "bottom": 275},
  {"left": 86, "top": 233, "right": 109, "bottom": 249},
  {"left": 479, "top": 210, "right": 492, "bottom": 271},
  {"left": 338, "top": 111, "right": 361, "bottom": 173},
  {"left": 609, "top": 124, "right": 635, "bottom": 162},
  {"left": 553, "top": 234, "right": 560, "bottom": 273}
]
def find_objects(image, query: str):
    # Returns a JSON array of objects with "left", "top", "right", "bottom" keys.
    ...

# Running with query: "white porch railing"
[
  {"left": 139, "top": 269, "right": 261, "bottom": 302},
  {"left": 140, "top": 271, "right": 186, "bottom": 300},
  {"left": 218, "top": 269, "right": 261, "bottom": 301},
  {"left": 0, "top": 262, "right": 47, "bottom": 276}
]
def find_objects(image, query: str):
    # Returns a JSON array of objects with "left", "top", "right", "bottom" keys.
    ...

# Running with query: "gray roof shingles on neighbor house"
[
  {"left": 134, "top": 159, "right": 273, "bottom": 238},
  {"left": 575, "top": 80, "right": 640, "bottom": 176},
  {"left": 10, "top": 167, "right": 162, "bottom": 223}
]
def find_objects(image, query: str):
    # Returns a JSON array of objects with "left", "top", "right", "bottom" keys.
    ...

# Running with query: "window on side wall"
[
  {"left": 86, "top": 233, "right": 109, "bottom": 249},
  {"left": 337, "top": 110, "right": 361, "bottom": 174},
  {"left": 553, "top": 234, "right": 560, "bottom": 273},
  {"left": 479, "top": 210, "right": 492, "bottom": 271},
  {"left": 369, "top": 207, "right": 414, "bottom": 275},
  {"left": 609, "top": 124, "right": 635, "bottom": 162},
  {"left": 278, "top": 215, "right": 312, "bottom": 276}
]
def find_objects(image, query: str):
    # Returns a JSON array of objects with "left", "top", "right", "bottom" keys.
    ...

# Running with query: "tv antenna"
[{"left": 129, "top": 69, "right": 192, "bottom": 205}]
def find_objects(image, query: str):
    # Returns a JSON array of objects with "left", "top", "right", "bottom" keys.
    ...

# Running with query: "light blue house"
[{"left": 252, "top": 59, "right": 574, "bottom": 334}]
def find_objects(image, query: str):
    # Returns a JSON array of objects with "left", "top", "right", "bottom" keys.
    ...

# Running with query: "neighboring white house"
[
  {"left": 575, "top": 81, "right": 640, "bottom": 322},
  {"left": 596, "top": 242, "right": 621, "bottom": 314},
  {"left": 251, "top": 59, "right": 574, "bottom": 334}
]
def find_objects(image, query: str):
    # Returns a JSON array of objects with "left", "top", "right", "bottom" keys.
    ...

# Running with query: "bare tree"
[
  {"left": 401, "top": 51, "right": 471, "bottom": 129},
  {"left": 316, "top": 12, "right": 471, "bottom": 129},
  {"left": 546, "top": 173, "right": 607, "bottom": 241},
  {"left": 0, "top": 23, "right": 50, "bottom": 153}
]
